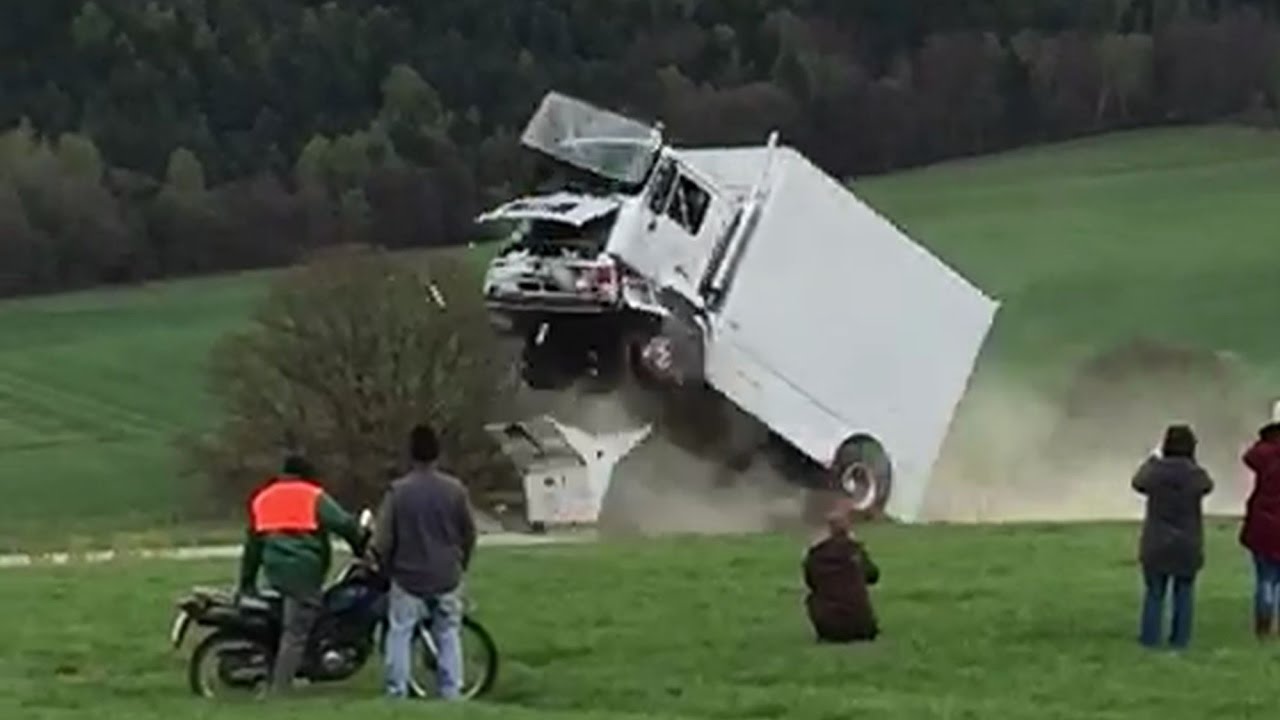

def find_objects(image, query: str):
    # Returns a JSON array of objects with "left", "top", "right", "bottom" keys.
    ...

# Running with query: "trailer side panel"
[{"left": 695, "top": 148, "right": 998, "bottom": 522}]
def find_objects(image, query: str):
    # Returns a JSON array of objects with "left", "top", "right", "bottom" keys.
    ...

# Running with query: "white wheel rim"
[
  {"left": 643, "top": 337, "right": 674, "bottom": 374},
  {"left": 841, "top": 462, "right": 878, "bottom": 511}
]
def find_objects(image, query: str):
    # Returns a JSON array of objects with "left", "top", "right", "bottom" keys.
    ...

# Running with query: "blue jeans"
[
  {"left": 385, "top": 581, "right": 464, "bottom": 700},
  {"left": 1253, "top": 553, "right": 1280, "bottom": 621},
  {"left": 1139, "top": 569, "right": 1195, "bottom": 649}
]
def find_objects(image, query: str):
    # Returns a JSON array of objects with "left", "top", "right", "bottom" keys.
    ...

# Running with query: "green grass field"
[
  {"left": 4, "top": 525, "right": 1280, "bottom": 719},
  {"left": 858, "top": 125, "right": 1280, "bottom": 390},
  {"left": 3, "top": 125, "right": 1280, "bottom": 547},
  {"left": 0, "top": 272, "right": 268, "bottom": 549}
]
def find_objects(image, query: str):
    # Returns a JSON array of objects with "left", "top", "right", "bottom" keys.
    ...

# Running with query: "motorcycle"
[{"left": 168, "top": 509, "right": 498, "bottom": 700}]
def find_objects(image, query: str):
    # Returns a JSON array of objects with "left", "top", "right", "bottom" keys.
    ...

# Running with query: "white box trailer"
[
  {"left": 660, "top": 146, "right": 999, "bottom": 521},
  {"left": 479, "top": 92, "right": 999, "bottom": 523}
]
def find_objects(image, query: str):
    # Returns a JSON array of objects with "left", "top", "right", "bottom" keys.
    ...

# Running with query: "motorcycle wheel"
[
  {"left": 187, "top": 632, "right": 273, "bottom": 699},
  {"left": 392, "top": 616, "right": 498, "bottom": 700}
]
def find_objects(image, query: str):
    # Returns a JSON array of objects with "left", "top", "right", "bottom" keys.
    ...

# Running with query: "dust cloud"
[
  {"left": 924, "top": 375, "right": 1256, "bottom": 524},
  {"left": 602, "top": 431, "right": 809, "bottom": 537},
  {"left": 924, "top": 380, "right": 1151, "bottom": 523},
  {"left": 517, "top": 384, "right": 810, "bottom": 537},
  {"left": 510, "top": 339, "right": 1261, "bottom": 530}
]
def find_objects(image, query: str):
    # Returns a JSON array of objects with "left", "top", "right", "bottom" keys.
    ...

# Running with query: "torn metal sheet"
[{"left": 520, "top": 91, "right": 661, "bottom": 187}]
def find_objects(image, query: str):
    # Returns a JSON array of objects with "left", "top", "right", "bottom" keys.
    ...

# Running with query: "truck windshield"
[{"left": 521, "top": 92, "right": 661, "bottom": 187}]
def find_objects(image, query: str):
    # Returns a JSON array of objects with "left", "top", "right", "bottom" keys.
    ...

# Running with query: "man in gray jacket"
[{"left": 373, "top": 423, "right": 477, "bottom": 699}]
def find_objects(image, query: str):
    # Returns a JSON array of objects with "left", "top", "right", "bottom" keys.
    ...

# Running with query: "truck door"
[{"left": 640, "top": 159, "right": 732, "bottom": 302}]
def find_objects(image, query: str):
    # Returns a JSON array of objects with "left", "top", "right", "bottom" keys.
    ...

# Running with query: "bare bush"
[{"left": 183, "top": 244, "right": 517, "bottom": 514}]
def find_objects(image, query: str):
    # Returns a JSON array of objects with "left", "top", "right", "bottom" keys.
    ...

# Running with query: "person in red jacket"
[{"left": 1241, "top": 420, "right": 1280, "bottom": 638}]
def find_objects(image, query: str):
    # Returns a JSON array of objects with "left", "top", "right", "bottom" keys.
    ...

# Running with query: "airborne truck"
[{"left": 479, "top": 92, "right": 998, "bottom": 522}]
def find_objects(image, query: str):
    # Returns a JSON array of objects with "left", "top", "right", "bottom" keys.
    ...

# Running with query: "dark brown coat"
[
  {"left": 803, "top": 534, "right": 880, "bottom": 642},
  {"left": 1132, "top": 455, "right": 1213, "bottom": 578}
]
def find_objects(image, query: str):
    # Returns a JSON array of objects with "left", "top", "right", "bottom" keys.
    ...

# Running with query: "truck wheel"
[{"left": 831, "top": 435, "right": 893, "bottom": 516}]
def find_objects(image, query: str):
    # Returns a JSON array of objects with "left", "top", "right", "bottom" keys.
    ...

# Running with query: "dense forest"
[{"left": 4, "top": 0, "right": 1280, "bottom": 296}]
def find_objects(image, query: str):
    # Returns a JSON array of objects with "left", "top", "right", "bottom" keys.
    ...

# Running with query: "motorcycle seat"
[{"left": 190, "top": 586, "right": 235, "bottom": 605}]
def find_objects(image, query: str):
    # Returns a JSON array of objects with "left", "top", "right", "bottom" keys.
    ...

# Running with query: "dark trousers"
[
  {"left": 807, "top": 599, "right": 878, "bottom": 644},
  {"left": 269, "top": 589, "right": 322, "bottom": 693},
  {"left": 815, "top": 625, "right": 878, "bottom": 643},
  {"left": 1252, "top": 552, "right": 1280, "bottom": 633},
  {"left": 1139, "top": 569, "right": 1195, "bottom": 649}
]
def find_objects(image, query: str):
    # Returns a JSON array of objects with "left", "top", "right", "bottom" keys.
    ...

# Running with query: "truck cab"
[
  {"left": 476, "top": 91, "right": 771, "bottom": 393},
  {"left": 476, "top": 93, "right": 692, "bottom": 390},
  {"left": 611, "top": 153, "right": 741, "bottom": 308}
]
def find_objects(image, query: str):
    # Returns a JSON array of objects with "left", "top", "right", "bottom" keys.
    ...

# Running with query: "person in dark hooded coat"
[
  {"left": 1132, "top": 424, "right": 1214, "bottom": 649},
  {"left": 1240, "top": 420, "right": 1280, "bottom": 638},
  {"left": 802, "top": 501, "right": 880, "bottom": 643}
]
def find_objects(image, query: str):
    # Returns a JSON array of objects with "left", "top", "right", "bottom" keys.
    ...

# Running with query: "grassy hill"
[
  {"left": 4, "top": 125, "right": 1280, "bottom": 547},
  {"left": 859, "top": 125, "right": 1280, "bottom": 389},
  {"left": 1, "top": 523, "right": 1275, "bottom": 719},
  {"left": 0, "top": 273, "right": 269, "bottom": 548},
  {"left": 855, "top": 126, "right": 1280, "bottom": 519}
]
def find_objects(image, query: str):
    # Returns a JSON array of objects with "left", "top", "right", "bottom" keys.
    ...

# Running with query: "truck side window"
[
  {"left": 647, "top": 161, "right": 677, "bottom": 214},
  {"left": 666, "top": 174, "right": 710, "bottom": 235}
]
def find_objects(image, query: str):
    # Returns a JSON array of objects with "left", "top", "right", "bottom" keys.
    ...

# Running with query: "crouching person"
[
  {"left": 1132, "top": 424, "right": 1214, "bottom": 650},
  {"left": 803, "top": 501, "right": 880, "bottom": 643}
]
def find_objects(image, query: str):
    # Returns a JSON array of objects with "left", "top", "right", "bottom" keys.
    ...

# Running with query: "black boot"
[{"left": 1255, "top": 611, "right": 1273, "bottom": 640}]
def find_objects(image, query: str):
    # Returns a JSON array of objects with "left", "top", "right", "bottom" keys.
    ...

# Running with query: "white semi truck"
[{"left": 479, "top": 92, "right": 998, "bottom": 522}]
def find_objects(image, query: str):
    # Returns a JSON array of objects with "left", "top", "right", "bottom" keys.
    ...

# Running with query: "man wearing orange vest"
[{"left": 238, "top": 455, "right": 367, "bottom": 695}]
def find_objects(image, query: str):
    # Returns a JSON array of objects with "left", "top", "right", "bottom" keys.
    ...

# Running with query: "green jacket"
[{"left": 238, "top": 478, "right": 365, "bottom": 596}]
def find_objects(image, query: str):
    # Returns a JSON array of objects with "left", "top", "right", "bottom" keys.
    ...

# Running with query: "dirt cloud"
[
  {"left": 514, "top": 385, "right": 809, "bottom": 537},
  {"left": 925, "top": 341, "right": 1260, "bottom": 523},
  {"left": 503, "top": 339, "right": 1262, "bottom": 531}
]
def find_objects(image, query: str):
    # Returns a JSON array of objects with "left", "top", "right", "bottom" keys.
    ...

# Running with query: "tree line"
[{"left": 4, "top": 0, "right": 1280, "bottom": 296}]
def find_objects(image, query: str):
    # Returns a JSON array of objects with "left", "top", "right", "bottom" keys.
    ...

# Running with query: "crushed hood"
[{"left": 476, "top": 192, "right": 621, "bottom": 227}]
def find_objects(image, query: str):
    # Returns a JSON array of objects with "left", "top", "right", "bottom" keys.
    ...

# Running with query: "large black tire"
[
  {"left": 830, "top": 435, "right": 893, "bottom": 517},
  {"left": 187, "top": 631, "right": 272, "bottom": 698}
]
